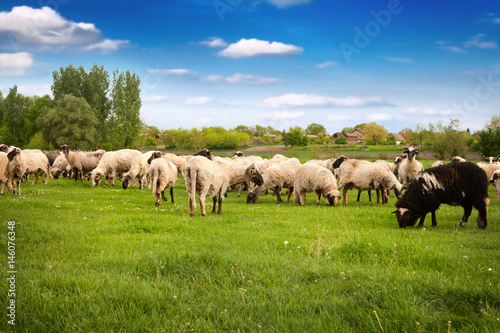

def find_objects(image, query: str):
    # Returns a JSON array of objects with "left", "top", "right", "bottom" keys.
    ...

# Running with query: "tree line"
[{"left": 0, "top": 64, "right": 142, "bottom": 151}]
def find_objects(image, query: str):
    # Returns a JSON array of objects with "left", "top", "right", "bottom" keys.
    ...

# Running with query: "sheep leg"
[
  {"left": 155, "top": 191, "right": 161, "bottom": 206},
  {"left": 459, "top": 204, "right": 473, "bottom": 227},
  {"left": 356, "top": 190, "right": 361, "bottom": 202},
  {"left": 170, "top": 188, "right": 174, "bottom": 204},
  {"left": 417, "top": 213, "right": 427, "bottom": 228},
  {"left": 217, "top": 191, "right": 223, "bottom": 215},
  {"left": 431, "top": 210, "right": 437, "bottom": 227},
  {"left": 315, "top": 190, "right": 322, "bottom": 205},
  {"left": 368, "top": 190, "right": 372, "bottom": 202},
  {"left": 342, "top": 187, "right": 349, "bottom": 205},
  {"left": 188, "top": 193, "right": 195, "bottom": 217},
  {"left": 32, "top": 172, "right": 39, "bottom": 185},
  {"left": 475, "top": 200, "right": 488, "bottom": 229},
  {"left": 275, "top": 186, "right": 283, "bottom": 204},
  {"left": 161, "top": 190, "right": 168, "bottom": 202},
  {"left": 199, "top": 195, "right": 207, "bottom": 216},
  {"left": 212, "top": 196, "right": 217, "bottom": 214},
  {"left": 286, "top": 186, "right": 293, "bottom": 202}
]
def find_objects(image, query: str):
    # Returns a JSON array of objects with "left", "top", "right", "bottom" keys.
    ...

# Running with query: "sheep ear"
[{"left": 391, "top": 210, "right": 398, "bottom": 214}]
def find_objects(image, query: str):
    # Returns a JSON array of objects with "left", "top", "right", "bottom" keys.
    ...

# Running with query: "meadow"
[{"left": 1, "top": 157, "right": 499, "bottom": 332}]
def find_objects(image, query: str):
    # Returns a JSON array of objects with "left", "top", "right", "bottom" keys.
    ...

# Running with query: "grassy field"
[{"left": 1, "top": 159, "right": 499, "bottom": 332}]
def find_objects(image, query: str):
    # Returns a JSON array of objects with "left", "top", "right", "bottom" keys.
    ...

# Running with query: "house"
[
  {"left": 389, "top": 132, "right": 411, "bottom": 145},
  {"left": 330, "top": 128, "right": 365, "bottom": 143}
]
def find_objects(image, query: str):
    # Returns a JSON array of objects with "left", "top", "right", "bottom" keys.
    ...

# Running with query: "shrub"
[{"left": 335, "top": 136, "right": 347, "bottom": 144}]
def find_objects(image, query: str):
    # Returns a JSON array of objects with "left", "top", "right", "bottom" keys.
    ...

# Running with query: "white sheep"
[
  {"left": 336, "top": 159, "right": 403, "bottom": 205},
  {"left": 398, "top": 147, "right": 423, "bottom": 186},
  {"left": 293, "top": 163, "right": 340, "bottom": 206},
  {"left": 91, "top": 149, "right": 143, "bottom": 187},
  {"left": 0, "top": 152, "right": 13, "bottom": 195},
  {"left": 122, "top": 151, "right": 155, "bottom": 189},
  {"left": 431, "top": 160, "right": 445, "bottom": 168},
  {"left": 6, "top": 147, "right": 27, "bottom": 195},
  {"left": 146, "top": 152, "right": 179, "bottom": 206},
  {"left": 489, "top": 170, "right": 500, "bottom": 198},
  {"left": 477, "top": 162, "right": 500, "bottom": 180},
  {"left": 247, "top": 158, "right": 301, "bottom": 204},
  {"left": 184, "top": 156, "right": 264, "bottom": 216},
  {"left": 50, "top": 154, "right": 71, "bottom": 179},
  {"left": 22, "top": 150, "right": 50, "bottom": 184},
  {"left": 61, "top": 145, "right": 105, "bottom": 181},
  {"left": 481, "top": 155, "right": 499, "bottom": 164},
  {"left": 163, "top": 153, "right": 188, "bottom": 176},
  {"left": 451, "top": 156, "right": 466, "bottom": 163}
]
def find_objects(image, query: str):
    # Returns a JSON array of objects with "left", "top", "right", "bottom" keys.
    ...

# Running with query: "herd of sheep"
[{"left": 0, "top": 143, "right": 499, "bottom": 228}]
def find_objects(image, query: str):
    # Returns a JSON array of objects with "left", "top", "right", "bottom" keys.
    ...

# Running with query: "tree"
[
  {"left": 0, "top": 85, "right": 31, "bottom": 146},
  {"left": 42, "top": 94, "right": 97, "bottom": 150},
  {"left": 364, "top": 122, "right": 388, "bottom": 144},
  {"left": 110, "top": 70, "right": 142, "bottom": 148},
  {"left": 335, "top": 136, "right": 347, "bottom": 144},
  {"left": 432, "top": 119, "right": 471, "bottom": 159},
  {"left": 476, "top": 116, "right": 500, "bottom": 157},
  {"left": 51, "top": 65, "right": 87, "bottom": 100},
  {"left": 85, "top": 64, "right": 111, "bottom": 148},
  {"left": 305, "top": 123, "right": 326, "bottom": 135},
  {"left": 282, "top": 127, "right": 307, "bottom": 147}
]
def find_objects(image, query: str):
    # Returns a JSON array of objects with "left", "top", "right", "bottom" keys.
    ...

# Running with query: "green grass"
[{"left": 1, "top": 167, "right": 499, "bottom": 332}]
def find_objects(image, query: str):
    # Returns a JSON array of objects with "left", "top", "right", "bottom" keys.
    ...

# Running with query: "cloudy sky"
[{"left": 0, "top": 0, "right": 499, "bottom": 133}]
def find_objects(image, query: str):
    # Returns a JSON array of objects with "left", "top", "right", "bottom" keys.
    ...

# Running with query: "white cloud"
[
  {"left": 407, "top": 107, "right": 460, "bottom": 116},
  {"left": 367, "top": 113, "right": 393, "bottom": 121},
  {"left": 142, "top": 95, "right": 169, "bottom": 103},
  {"left": 382, "top": 56, "right": 414, "bottom": 64},
  {"left": 265, "top": 0, "right": 313, "bottom": 9},
  {"left": 17, "top": 83, "right": 51, "bottom": 96},
  {"left": 185, "top": 97, "right": 213, "bottom": 106},
  {"left": 0, "top": 6, "right": 128, "bottom": 53},
  {"left": 218, "top": 38, "right": 303, "bottom": 58},
  {"left": 147, "top": 68, "right": 195, "bottom": 76},
  {"left": 266, "top": 111, "right": 305, "bottom": 120},
  {"left": 201, "top": 73, "right": 282, "bottom": 85},
  {"left": 264, "top": 93, "right": 394, "bottom": 108},
  {"left": 0, "top": 52, "right": 33, "bottom": 76},
  {"left": 464, "top": 34, "right": 498, "bottom": 49},
  {"left": 200, "top": 37, "right": 227, "bottom": 48},
  {"left": 197, "top": 117, "right": 212, "bottom": 124},
  {"left": 316, "top": 60, "right": 338, "bottom": 69}
]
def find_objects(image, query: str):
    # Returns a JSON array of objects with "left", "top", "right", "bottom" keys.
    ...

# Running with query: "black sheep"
[{"left": 393, "top": 162, "right": 489, "bottom": 229}]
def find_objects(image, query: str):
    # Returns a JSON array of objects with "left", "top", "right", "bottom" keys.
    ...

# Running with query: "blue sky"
[{"left": 0, "top": 0, "right": 499, "bottom": 133}]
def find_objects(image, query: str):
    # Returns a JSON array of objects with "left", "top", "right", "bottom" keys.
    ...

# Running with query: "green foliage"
[
  {"left": 42, "top": 94, "right": 97, "bottom": 150},
  {"left": 282, "top": 127, "right": 308, "bottom": 147},
  {"left": 305, "top": 122, "right": 326, "bottom": 135},
  {"left": 144, "top": 136, "right": 157, "bottom": 147},
  {"left": 364, "top": 122, "right": 388, "bottom": 144},
  {"left": 475, "top": 116, "right": 500, "bottom": 156},
  {"left": 25, "top": 131, "right": 49, "bottom": 150},
  {"left": 335, "top": 136, "right": 347, "bottom": 144},
  {"left": 385, "top": 135, "right": 396, "bottom": 145},
  {"left": 162, "top": 127, "right": 249, "bottom": 150}
]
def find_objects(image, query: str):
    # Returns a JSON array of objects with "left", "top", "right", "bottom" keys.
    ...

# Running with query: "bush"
[
  {"left": 144, "top": 137, "right": 157, "bottom": 147},
  {"left": 335, "top": 136, "right": 347, "bottom": 144}
]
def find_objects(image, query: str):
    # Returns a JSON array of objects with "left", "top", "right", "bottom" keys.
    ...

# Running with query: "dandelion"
[
  {"left": 284, "top": 241, "right": 289, "bottom": 249},
  {"left": 463, "top": 256, "right": 468, "bottom": 259},
  {"left": 488, "top": 268, "right": 492, "bottom": 271}
]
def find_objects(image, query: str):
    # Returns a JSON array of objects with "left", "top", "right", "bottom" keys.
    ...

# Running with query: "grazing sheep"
[
  {"left": 22, "top": 150, "right": 50, "bottom": 184},
  {"left": 50, "top": 154, "right": 71, "bottom": 179},
  {"left": 122, "top": 151, "right": 155, "bottom": 189},
  {"left": 247, "top": 158, "right": 301, "bottom": 204},
  {"left": 293, "top": 163, "right": 340, "bottom": 206},
  {"left": 477, "top": 162, "right": 500, "bottom": 180},
  {"left": 398, "top": 147, "right": 423, "bottom": 186},
  {"left": 336, "top": 159, "right": 403, "bottom": 205},
  {"left": 489, "top": 170, "right": 500, "bottom": 198},
  {"left": 0, "top": 152, "right": 13, "bottom": 195},
  {"left": 392, "top": 154, "right": 407, "bottom": 179},
  {"left": 146, "top": 151, "right": 179, "bottom": 206},
  {"left": 185, "top": 156, "right": 264, "bottom": 216},
  {"left": 6, "top": 147, "right": 27, "bottom": 195},
  {"left": 61, "top": 145, "right": 105, "bottom": 181},
  {"left": 394, "top": 162, "right": 489, "bottom": 229},
  {"left": 163, "top": 153, "right": 188, "bottom": 176},
  {"left": 193, "top": 149, "right": 213, "bottom": 160},
  {"left": 91, "top": 149, "right": 142, "bottom": 187}
]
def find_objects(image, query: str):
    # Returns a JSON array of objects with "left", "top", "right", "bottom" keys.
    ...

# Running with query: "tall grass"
[{"left": 1, "top": 168, "right": 499, "bottom": 332}]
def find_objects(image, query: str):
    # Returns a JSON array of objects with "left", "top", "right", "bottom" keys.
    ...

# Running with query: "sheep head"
[
  {"left": 246, "top": 189, "right": 260, "bottom": 204},
  {"left": 147, "top": 151, "right": 163, "bottom": 164},
  {"left": 246, "top": 165, "right": 264, "bottom": 186},
  {"left": 393, "top": 207, "right": 419, "bottom": 228},
  {"left": 122, "top": 174, "right": 133, "bottom": 189},
  {"left": 332, "top": 155, "right": 349, "bottom": 169},
  {"left": 61, "top": 144, "right": 70, "bottom": 155},
  {"left": 91, "top": 170, "right": 104, "bottom": 187},
  {"left": 7, "top": 147, "right": 20, "bottom": 161},
  {"left": 324, "top": 191, "right": 341, "bottom": 206}
]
